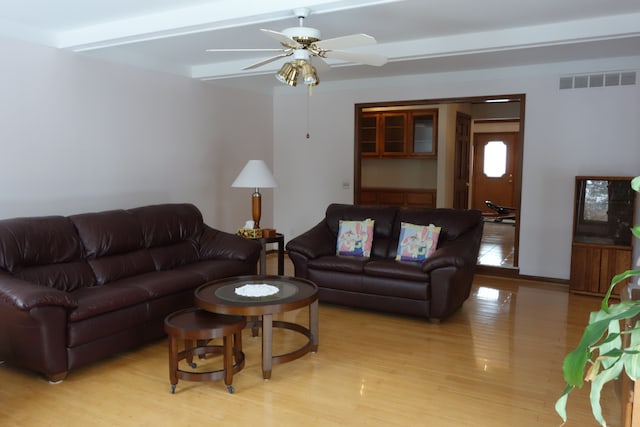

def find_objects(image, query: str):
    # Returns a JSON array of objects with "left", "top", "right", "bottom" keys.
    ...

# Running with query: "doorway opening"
[{"left": 354, "top": 94, "right": 525, "bottom": 274}]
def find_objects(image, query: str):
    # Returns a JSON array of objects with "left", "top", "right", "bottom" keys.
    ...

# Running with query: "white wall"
[
  {"left": 0, "top": 37, "right": 273, "bottom": 232},
  {"left": 274, "top": 57, "right": 640, "bottom": 280},
  {"left": 1, "top": 33, "right": 637, "bottom": 281}
]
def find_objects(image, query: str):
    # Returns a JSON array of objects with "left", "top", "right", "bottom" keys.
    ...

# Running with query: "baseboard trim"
[{"left": 475, "top": 265, "right": 569, "bottom": 286}]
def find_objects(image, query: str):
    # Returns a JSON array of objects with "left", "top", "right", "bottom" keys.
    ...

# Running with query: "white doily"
[{"left": 234, "top": 283, "right": 279, "bottom": 297}]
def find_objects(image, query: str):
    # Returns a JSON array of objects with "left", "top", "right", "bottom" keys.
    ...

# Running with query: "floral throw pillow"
[
  {"left": 336, "top": 219, "right": 375, "bottom": 257},
  {"left": 395, "top": 222, "right": 441, "bottom": 262}
]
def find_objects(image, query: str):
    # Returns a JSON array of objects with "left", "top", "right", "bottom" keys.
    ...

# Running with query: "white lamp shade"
[{"left": 231, "top": 160, "right": 277, "bottom": 189}]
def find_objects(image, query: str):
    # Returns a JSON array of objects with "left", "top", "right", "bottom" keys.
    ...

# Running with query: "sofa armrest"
[
  {"left": 0, "top": 274, "right": 78, "bottom": 311},
  {"left": 198, "top": 226, "right": 262, "bottom": 263},
  {"left": 420, "top": 235, "right": 478, "bottom": 273},
  {"left": 286, "top": 222, "right": 336, "bottom": 260}
]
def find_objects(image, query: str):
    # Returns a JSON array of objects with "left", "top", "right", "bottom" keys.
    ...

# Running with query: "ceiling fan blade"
[
  {"left": 313, "top": 33, "right": 376, "bottom": 51},
  {"left": 206, "top": 48, "right": 285, "bottom": 52},
  {"left": 310, "top": 55, "right": 330, "bottom": 73},
  {"left": 260, "top": 29, "right": 301, "bottom": 49},
  {"left": 241, "top": 52, "right": 293, "bottom": 70},
  {"left": 322, "top": 50, "right": 388, "bottom": 67}
]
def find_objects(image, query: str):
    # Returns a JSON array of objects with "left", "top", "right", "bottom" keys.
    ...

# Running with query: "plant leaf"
[
  {"left": 555, "top": 384, "right": 574, "bottom": 423},
  {"left": 597, "top": 319, "right": 621, "bottom": 370},
  {"left": 589, "top": 361, "right": 623, "bottom": 426},
  {"left": 625, "top": 322, "right": 640, "bottom": 379},
  {"left": 563, "top": 303, "right": 640, "bottom": 386}
]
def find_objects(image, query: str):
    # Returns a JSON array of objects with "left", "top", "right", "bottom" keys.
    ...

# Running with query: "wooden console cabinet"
[{"left": 569, "top": 176, "right": 636, "bottom": 297}]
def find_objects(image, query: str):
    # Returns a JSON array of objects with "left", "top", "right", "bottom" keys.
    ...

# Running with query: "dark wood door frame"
[{"left": 354, "top": 94, "right": 526, "bottom": 272}]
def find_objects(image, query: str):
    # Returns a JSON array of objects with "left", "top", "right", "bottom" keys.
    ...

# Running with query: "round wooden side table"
[{"left": 164, "top": 308, "right": 246, "bottom": 393}]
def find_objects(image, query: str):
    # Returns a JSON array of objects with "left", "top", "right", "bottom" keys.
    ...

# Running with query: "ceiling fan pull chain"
[{"left": 306, "top": 89, "right": 311, "bottom": 139}]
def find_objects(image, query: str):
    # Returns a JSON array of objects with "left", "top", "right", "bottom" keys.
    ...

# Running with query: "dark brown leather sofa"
[
  {"left": 0, "top": 203, "right": 261, "bottom": 382},
  {"left": 286, "top": 204, "right": 483, "bottom": 322}
]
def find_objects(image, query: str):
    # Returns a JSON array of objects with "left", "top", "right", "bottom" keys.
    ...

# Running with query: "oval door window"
[{"left": 483, "top": 140, "right": 507, "bottom": 177}]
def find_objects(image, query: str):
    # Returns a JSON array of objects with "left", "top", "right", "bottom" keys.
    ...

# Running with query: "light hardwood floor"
[{"left": 0, "top": 255, "right": 620, "bottom": 426}]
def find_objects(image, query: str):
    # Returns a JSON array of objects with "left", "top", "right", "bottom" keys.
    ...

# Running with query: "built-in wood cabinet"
[
  {"left": 569, "top": 176, "right": 636, "bottom": 297},
  {"left": 356, "top": 106, "right": 439, "bottom": 209},
  {"left": 358, "top": 109, "right": 438, "bottom": 158},
  {"left": 358, "top": 188, "right": 436, "bottom": 208}
]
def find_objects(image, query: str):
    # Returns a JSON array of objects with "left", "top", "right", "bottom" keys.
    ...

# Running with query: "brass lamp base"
[{"left": 251, "top": 190, "right": 261, "bottom": 229}]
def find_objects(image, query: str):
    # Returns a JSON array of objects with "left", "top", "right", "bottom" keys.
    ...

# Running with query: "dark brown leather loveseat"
[
  {"left": 286, "top": 204, "right": 483, "bottom": 322},
  {"left": 0, "top": 203, "right": 261, "bottom": 382}
]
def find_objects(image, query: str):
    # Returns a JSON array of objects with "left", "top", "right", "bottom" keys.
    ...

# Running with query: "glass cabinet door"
[
  {"left": 359, "top": 114, "right": 379, "bottom": 156},
  {"left": 410, "top": 111, "right": 437, "bottom": 156}
]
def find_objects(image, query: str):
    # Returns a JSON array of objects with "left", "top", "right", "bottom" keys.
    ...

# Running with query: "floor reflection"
[{"left": 478, "top": 220, "right": 515, "bottom": 267}]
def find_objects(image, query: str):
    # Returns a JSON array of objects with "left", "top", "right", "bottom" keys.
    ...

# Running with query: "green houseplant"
[{"left": 556, "top": 176, "right": 640, "bottom": 426}]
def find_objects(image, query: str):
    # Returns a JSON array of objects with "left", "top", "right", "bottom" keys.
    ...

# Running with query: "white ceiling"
[{"left": 2, "top": 0, "right": 640, "bottom": 91}]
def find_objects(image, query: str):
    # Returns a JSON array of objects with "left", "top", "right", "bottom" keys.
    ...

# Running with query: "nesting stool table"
[{"left": 164, "top": 308, "right": 246, "bottom": 394}]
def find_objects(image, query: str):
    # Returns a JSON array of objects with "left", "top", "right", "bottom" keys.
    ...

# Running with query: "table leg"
[
  {"left": 259, "top": 243, "right": 267, "bottom": 275},
  {"left": 309, "top": 299, "right": 319, "bottom": 352},
  {"left": 262, "top": 314, "right": 273, "bottom": 379},
  {"left": 223, "top": 335, "right": 233, "bottom": 389},
  {"left": 168, "top": 336, "right": 178, "bottom": 393},
  {"left": 277, "top": 238, "right": 284, "bottom": 275}
]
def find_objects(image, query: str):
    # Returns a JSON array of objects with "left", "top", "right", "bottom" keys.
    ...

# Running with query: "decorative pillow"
[
  {"left": 395, "top": 222, "right": 441, "bottom": 262},
  {"left": 336, "top": 219, "right": 375, "bottom": 257}
]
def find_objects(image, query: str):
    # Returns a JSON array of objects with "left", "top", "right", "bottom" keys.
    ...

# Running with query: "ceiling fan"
[{"left": 206, "top": 8, "right": 388, "bottom": 87}]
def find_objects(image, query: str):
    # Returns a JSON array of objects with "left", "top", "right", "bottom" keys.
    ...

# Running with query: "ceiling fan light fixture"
[
  {"left": 276, "top": 62, "right": 298, "bottom": 86},
  {"left": 301, "top": 61, "right": 318, "bottom": 85}
]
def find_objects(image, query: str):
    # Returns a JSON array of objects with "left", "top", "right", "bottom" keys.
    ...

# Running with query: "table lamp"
[{"left": 231, "top": 160, "right": 277, "bottom": 229}]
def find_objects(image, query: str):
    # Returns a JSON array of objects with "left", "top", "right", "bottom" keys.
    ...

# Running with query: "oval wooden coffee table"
[{"left": 195, "top": 275, "right": 318, "bottom": 379}]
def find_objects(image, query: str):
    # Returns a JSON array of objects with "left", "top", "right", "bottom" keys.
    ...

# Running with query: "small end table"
[{"left": 255, "top": 233, "right": 284, "bottom": 275}]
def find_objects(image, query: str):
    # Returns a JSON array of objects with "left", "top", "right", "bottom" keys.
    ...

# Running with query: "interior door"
[
  {"left": 453, "top": 112, "right": 471, "bottom": 209},
  {"left": 472, "top": 132, "right": 519, "bottom": 212}
]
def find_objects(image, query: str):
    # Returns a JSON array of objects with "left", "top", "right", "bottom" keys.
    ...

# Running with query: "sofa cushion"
[
  {"left": 67, "top": 303, "right": 150, "bottom": 347},
  {"left": 148, "top": 241, "right": 199, "bottom": 270},
  {"left": 110, "top": 269, "right": 203, "bottom": 299},
  {"left": 69, "top": 285, "right": 151, "bottom": 322},
  {"left": 179, "top": 259, "right": 258, "bottom": 281},
  {"left": 336, "top": 219, "right": 374, "bottom": 257},
  {"left": 87, "top": 250, "right": 156, "bottom": 285},
  {"left": 325, "top": 204, "right": 397, "bottom": 258},
  {"left": 395, "top": 222, "right": 441, "bottom": 262},
  {"left": 0, "top": 216, "right": 95, "bottom": 291},
  {"left": 16, "top": 262, "right": 96, "bottom": 292},
  {"left": 70, "top": 210, "right": 145, "bottom": 258},
  {"left": 128, "top": 203, "right": 203, "bottom": 247}
]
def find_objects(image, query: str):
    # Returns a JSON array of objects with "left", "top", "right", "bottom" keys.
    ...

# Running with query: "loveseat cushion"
[
  {"left": 325, "top": 204, "right": 397, "bottom": 258},
  {"left": 308, "top": 255, "right": 369, "bottom": 274},
  {"left": 394, "top": 208, "right": 481, "bottom": 241},
  {"left": 364, "top": 259, "right": 429, "bottom": 281}
]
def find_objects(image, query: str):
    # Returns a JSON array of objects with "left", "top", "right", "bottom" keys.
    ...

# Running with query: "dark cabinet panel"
[{"left": 569, "top": 176, "right": 636, "bottom": 297}]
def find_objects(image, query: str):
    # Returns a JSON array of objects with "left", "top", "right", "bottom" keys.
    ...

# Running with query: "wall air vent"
[{"left": 559, "top": 71, "right": 637, "bottom": 90}]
